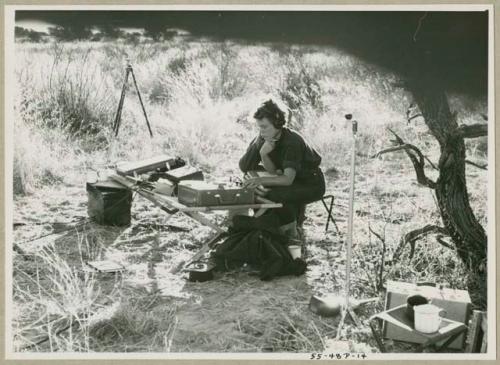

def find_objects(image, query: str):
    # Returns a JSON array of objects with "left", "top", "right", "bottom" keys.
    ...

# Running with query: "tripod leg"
[
  {"left": 369, "top": 319, "right": 387, "bottom": 353},
  {"left": 113, "top": 69, "right": 130, "bottom": 137},
  {"left": 321, "top": 197, "right": 331, "bottom": 232},
  {"left": 347, "top": 306, "right": 363, "bottom": 327},
  {"left": 321, "top": 195, "right": 340, "bottom": 235},
  {"left": 130, "top": 69, "right": 154, "bottom": 138}
]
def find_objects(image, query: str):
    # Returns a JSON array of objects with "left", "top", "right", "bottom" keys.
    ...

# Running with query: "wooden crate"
[{"left": 464, "top": 310, "right": 487, "bottom": 353}]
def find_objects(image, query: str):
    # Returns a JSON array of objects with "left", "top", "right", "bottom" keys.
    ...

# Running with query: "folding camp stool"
[
  {"left": 294, "top": 195, "right": 340, "bottom": 259},
  {"left": 297, "top": 195, "right": 340, "bottom": 235},
  {"left": 319, "top": 194, "right": 341, "bottom": 234}
]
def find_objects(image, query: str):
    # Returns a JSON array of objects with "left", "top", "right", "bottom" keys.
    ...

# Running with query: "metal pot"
[
  {"left": 187, "top": 262, "right": 214, "bottom": 282},
  {"left": 406, "top": 294, "right": 429, "bottom": 321},
  {"left": 309, "top": 294, "right": 378, "bottom": 317}
]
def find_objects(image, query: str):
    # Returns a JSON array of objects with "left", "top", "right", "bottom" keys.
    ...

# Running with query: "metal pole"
[
  {"left": 335, "top": 115, "right": 359, "bottom": 340},
  {"left": 345, "top": 116, "right": 357, "bottom": 310}
]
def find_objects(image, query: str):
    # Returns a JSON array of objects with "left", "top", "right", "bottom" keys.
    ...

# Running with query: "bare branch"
[
  {"left": 369, "top": 224, "right": 386, "bottom": 292},
  {"left": 13, "top": 244, "right": 27, "bottom": 256},
  {"left": 371, "top": 145, "right": 407, "bottom": 158},
  {"left": 407, "top": 113, "right": 423, "bottom": 123},
  {"left": 387, "top": 128, "right": 404, "bottom": 144},
  {"left": 453, "top": 124, "right": 488, "bottom": 139},
  {"left": 413, "top": 12, "right": 428, "bottom": 42},
  {"left": 373, "top": 129, "right": 437, "bottom": 188},
  {"left": 389, "top": 128, "right": 439, "bottom": 172},
  {"left": 465, "top": 160, "right": 488, "bottom": 170},
  {"left": 406, "top": 103, "right": 422, "bottom": 123},
  {"left": 436, "top": 235, "right": 455, "bottom": 250},
  {"left": 368, "top": 225, "right": 385, "bottom": 244},
  {"left": 393, "top": 224, "right": 448, "bottom": 260},
  {"left": 373, "top": 142, "right": 438, "bottom": 170}
]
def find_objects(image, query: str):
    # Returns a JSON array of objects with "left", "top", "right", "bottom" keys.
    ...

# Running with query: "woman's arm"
[
  {"left": 239, "top": 136, "right": 264, "bottom": 172},
  {"left": 261, "top": 167, "right": 296, "bottom": 186},
  {"left": 260, "top": 141, "right": 278, "bottom": 173},
  {"left": 244, "top": 167, "right": 296, "bottom": 188}
]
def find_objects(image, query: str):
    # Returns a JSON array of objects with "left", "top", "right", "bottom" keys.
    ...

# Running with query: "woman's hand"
[
  {"left": 255, "top": 184, "right": 270, "bottom": 197},
  {"left": 242, "top": 175, "right": 262, "bottom": 189},
  {"left": 243, "top": 174, "right": 270, "bottom": 197},
  {"left": 260, "top": 140, "right": 275, "bottom": 156}
]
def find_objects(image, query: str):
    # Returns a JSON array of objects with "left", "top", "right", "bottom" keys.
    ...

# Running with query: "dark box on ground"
[{"left": 87, "top": 179, "right": 133, "bottom": 226}]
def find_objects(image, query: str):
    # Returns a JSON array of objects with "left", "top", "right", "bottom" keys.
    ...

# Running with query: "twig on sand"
[
  {"left": 163, "top": 317, "right": 178, "bottom": 352},
  {"left": 282, "top": 313, "right": 315, "bottom": 349},
  {"left": 318, "top": 318, "right": 338, "bottom": 333},
  {"left": 19, "top": 315, "right": 81, "bottom": 351},
  {"left": 310, "top": 321, "right": 326, "bottom": 350}
]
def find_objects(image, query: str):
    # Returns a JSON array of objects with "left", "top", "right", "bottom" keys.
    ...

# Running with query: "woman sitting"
[{"left": 239, "top": 99, "right": 326, "bottom": 240}]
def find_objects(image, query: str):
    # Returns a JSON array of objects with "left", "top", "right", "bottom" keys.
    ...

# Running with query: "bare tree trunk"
[{"left": 410, "top": 83, "right": 487, "bottom": 309}]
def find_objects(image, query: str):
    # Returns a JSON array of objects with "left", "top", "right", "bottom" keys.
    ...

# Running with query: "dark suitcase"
[
  {"left": 163, "top": 165, "right": 204, "bottom": 184},
  {"left": 178, "top": 181, "right": 254, "bottom": 207},
  {"left": 116, "top": 155, "right": 185, "bottom": 176},
  {"left": 87, "top": 179, "right": 133, "bottom": 226}
]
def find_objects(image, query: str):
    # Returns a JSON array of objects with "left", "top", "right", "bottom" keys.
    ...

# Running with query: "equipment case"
[
  {"left": 178, "top": 181, "right": 254, "bottom": 207},
  {"left": 163, "top": 165, "right": 204, "bottom": 184},
  {"left": 87, "top": 179, "right": 133, "bottom": 226},
  {"left": 116, "top": 155, "right": 185, "bottom": 176}
]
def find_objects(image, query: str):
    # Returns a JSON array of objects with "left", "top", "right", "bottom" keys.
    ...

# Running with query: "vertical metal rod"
[{"left": 345, "top": 120, "right": 357, "bottom": 311}]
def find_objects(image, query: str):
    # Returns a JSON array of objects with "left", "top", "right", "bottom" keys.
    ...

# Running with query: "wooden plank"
[
  {"left": 153, "top": 193, "right": 190, "bottom": 211},
  {"left": 480, "top": 313, "right": 487, "bottom": 353},
  {"left": 158, "top": 194, "right": 281, "bottom": 212},
  {"left": 169, "top": 232, "right": 226, "bottom": 274},
  {"left": 184, "top": 211, "right": 225, "bottom": 234},
  {"left": 465, "top": 310, "right": 484, "bottom": 352}
]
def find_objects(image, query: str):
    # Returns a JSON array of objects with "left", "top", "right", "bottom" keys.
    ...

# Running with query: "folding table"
[
  {"left": 369, "top": 304, "right": 468, "bottom": 353},
  {"left": 109, "top": 173, "right": 282, "bottom": 229},
  {"left": 109, "top": 173, "right": 283, "bottom": 269}
]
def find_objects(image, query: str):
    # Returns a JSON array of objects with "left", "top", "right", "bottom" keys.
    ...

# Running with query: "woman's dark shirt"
[{"left": 239, "top": 127, "right": 322, "bottom": 182}]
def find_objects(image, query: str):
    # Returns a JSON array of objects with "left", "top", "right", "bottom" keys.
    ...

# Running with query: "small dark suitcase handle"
[{"left": 214, "top": 193, "right": 241, "bottom": 205}]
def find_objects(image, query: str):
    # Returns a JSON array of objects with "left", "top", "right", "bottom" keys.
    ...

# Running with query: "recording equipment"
[
  {"left": 177, "top": 181, "right": 255, "bottom": 207},
  {"left": 116, "top": 155, "right": 185, "bottom": 177}
]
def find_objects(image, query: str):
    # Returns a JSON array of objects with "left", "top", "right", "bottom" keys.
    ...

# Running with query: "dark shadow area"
[{"left": 15, "top": 10, "right": 488, "bottom": 96}]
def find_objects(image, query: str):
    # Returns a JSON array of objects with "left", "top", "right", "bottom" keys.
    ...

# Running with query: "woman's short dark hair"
[{"left": 253, "top": 99, "right": 286, "bottom": 128}]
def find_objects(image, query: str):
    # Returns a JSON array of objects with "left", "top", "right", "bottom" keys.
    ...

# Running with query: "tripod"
[{"left": 112, "top": 61, "right": 153, "bottom": 138}]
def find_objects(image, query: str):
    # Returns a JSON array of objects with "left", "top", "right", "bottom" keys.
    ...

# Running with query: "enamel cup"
[
  {"left": 414, "top": 304, "right": 446, "bottom": 333},
  {"left": 288, "top": 245, "right": 302, "bottom": 259}
]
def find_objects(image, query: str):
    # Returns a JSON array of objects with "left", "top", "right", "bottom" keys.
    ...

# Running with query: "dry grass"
[{"left": 11, "top": 37, "right": 488, "bottom": 353}]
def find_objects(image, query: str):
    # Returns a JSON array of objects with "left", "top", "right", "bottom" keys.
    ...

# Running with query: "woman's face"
[{"left": 256, "top": 117, "right": 280, "bottom": 140}]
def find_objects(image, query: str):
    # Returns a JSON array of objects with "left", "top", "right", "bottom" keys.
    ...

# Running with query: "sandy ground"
[{"left": 12, "top": 156, "right": 484, "bottom": 353}]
